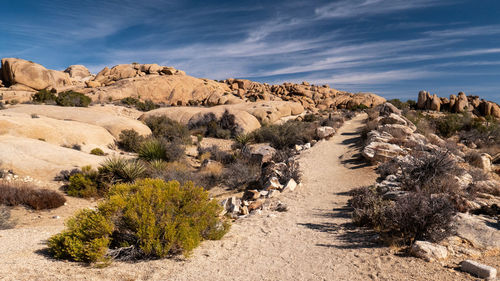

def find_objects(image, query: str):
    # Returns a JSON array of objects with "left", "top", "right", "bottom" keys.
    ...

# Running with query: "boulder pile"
[
  {"left": 0, "top": 58, "right": 386, "bottom": 111},
  {"left": 417, "top": 90, "right": 500, "bottom": 119}
]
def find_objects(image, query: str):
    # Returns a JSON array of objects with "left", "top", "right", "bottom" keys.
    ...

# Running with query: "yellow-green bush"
[
  {"left": 48, "top": 209, "right": 113, "bottom": 263},
  {"left": 49, "top": 179, "right": 230, "bottom": 264}
]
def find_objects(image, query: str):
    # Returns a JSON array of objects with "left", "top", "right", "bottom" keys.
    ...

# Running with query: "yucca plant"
[{"left": 138, "top": 138, "right": 167, "bottom": 161}]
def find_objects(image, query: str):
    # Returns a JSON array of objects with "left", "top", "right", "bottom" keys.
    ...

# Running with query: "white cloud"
[{"left": 314, "top": 0, "right": 445, "bottom": 19}]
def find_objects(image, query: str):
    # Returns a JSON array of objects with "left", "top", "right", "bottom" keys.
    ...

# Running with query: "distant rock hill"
[
  {"left": 0, "top": 58, "right": 385, "bottom": 110},
  {"left": 417, "top": 90, "right": 500, "bottom": 119}
]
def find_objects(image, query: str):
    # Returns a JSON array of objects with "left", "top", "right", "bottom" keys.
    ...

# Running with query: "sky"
[{"left": 1, "top": 0, "right": 499, "bottom": 103}]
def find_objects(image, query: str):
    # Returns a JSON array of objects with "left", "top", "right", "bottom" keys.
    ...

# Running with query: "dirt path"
[{"left": 0, "top": 114, "right": 474, "bottom": 280}]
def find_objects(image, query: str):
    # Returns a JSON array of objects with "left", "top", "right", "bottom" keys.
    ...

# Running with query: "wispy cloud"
[{"left": 314, "top": 0, "right": 446, "bottom": 19}]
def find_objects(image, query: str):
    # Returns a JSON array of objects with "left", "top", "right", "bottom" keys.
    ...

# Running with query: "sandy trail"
[{"left": 0, "top": 114, "right": 474, "bottom": 280}]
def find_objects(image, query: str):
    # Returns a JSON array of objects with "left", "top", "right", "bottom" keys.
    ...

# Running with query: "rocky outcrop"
[
  {"left": 416, "top": 90, "right": 500, "bottom": 119},
  {"left": 64, "top": 65, "right": 92, "bottom": 81},
  {"left": 0, "top": 58, "right": 71, "bottom": 91},
  {"left": 140, "top": 101, "right": 305, "bottom": 133},
  {"left": 3, "top": 104, "right": 151, "bottom": 138}
]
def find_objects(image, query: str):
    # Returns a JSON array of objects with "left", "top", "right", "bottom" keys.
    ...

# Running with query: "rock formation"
[
  {"left": 417, "top": 90, "right": 500, "bottom": 119},
  {"left": 0, "top": 58, "right": 71, "bottom": 91}
]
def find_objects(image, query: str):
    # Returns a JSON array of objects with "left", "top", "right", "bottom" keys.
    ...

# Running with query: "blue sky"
[{"left": 1, "top": 0, "right": 499, "bottom": 103}]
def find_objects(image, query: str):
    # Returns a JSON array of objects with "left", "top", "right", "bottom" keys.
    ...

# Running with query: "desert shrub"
[
  {"left": 144, "top": 116, "right": 191, "bottom": 144},
  {"left": 32, "top": 89, "right": 57, "bottom": 104},
  {"left": 138, "top": 138, "right": 185, "bottom": 162},
  {"left": 151, "top": 161, "right": 196, "bottom": 185},
  {"left": 48, "top": 209, "right": 113, "bottom": 263},
  {"left": 252, "top": 120, "right": 317, "bottom": 150},
  {"left": 90, "top": 148, "right": 105, "bottom": 156},
  {"left": 387, "top": 99, "right": 416, "bottom": 110},
  {"left": 303, "top": 113, "right": 319, "bottom": 122},
  {"left": 399, "top": 150, "right": 463, "bottom": 194},
  {"left": 0, "top": 206, "right": 13, "bottom": 230},
  {"left": 55, "top": 168, "right": 81, "bottom": 181},
  {"left": 0, "top": 181, "right": 66, "bottom": 210},
  {"left": 350, "top": 104, "right": 368, "bottom": 111},
  {"left": 0, "top": 102, "right": 4, "bottom": 110},
  {"left": 121, "top": 97, "right": 159, "bottom": 112},
  {"left": 189, "top": 111, "right": 241, "bottom": 139},
  {"left": 233, "top": 133, "right": 253, "bottom": 150},
  {"left": 66, "top": 171, "right": 100, "bottom": 198},
  {"left": 48, "top": 179, "right": 230, "bottom": 264},
  {"left": 72, "top": 144, "right": 82, "bottom": 151},
  {"left": 223, "top": 158, "right": 261, "bottom": 190},
  {"left": 464, "top": 151, "right": 483, "bottom": 168},
  {"left": 197, "top": 145, "right": 235, "bottom": 165},
  {"left": 376, "top": 159, "right": 400, "bottom": 179},
  {"left": 321, "top": 114, "right": 344, "bottom": 129},
  {"left": 350, "top": 187, "right": 456, "bottom": 244},
  {"left": 56, "top": 91, "right": 91, "bottom": 107},
  {"left": 117, "top": 129, "right": 145, "bottom": 152}
]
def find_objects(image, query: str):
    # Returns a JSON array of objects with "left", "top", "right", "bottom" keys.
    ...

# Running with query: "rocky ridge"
[{"left": 0, "top": 58, "right": 386, "bottom": 111}]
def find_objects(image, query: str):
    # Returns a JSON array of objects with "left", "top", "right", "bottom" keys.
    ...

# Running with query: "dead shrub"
[
  {"left": 0, "top": 181, "right": 66, "bottom": 210},
  {"left": 197, "top": 145, "right": 235, "bottom": 165},
  {"left": 0, "top": 206, "right": 13, "bottom": 230},
  {"left": 464, "top": 151, "right": 483, "bottom": 168},
  {"left": 223, "top": 158, "right": 261, "bottom": 190}
]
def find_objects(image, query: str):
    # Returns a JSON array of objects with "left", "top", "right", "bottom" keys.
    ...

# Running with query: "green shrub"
[
  {"left": 252, "top": 120, "right": 317, "bottom": 150},
  {"left": 48, "top": 209, "right": 113, "bottom": 263},
  {"left": 56, "top": 91, "right": 91, "bottom": 107},
  {"left": 67, "top": 172, "right": 99, "bottom": 198},
  {"left": 32, "top": 89, "right": 57, "bottom": 104},
  {"left": 117, "top": 129, "right": 145, "bottom": 152},
  {"left": 48, "top": 179, "right": 230, "bottom": 264},
  {"left": 145, "top": 116, "right": 191, "bottom": 144},
  {"left": 90, "top": 148, "right": 105, "bottom": 156}
]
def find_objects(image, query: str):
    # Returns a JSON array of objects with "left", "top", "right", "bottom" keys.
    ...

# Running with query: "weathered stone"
[
  {"left": 246, "top": 144, "right": 276, "bottom": 164},
  {"left": 362, "top": 142, "right": 405, "bottom": 163},
  {"left": 461, "top": 260, "right": 497, "bottom": 279},
  {"left": 316, "top": 126, "right": 335, "bottom": 139},
  {"left": 283, "top": 178, "right": 298, "bottom": 192},
  {"left": 417, "top": 90, "right": 430, "bottom": 109},
  {"left": 411, "top": 241, "right": 448, "bottom": 262},
  {"left": 64, "top": 65, "right": 92, "bottom": 80},
  {"left": 453, "top": 213, "right": 500, "bottom": 251},
  {"left": 1, "top": 58, "right": 71, "bottom": 90}
]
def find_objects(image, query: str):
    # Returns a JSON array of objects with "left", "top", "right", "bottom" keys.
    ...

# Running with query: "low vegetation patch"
[
  {"left": 32, "top": 89, "right": 92, "bottom": 107},
  {"left": 144, "top": 116, "right": 191, "bottom": 144},
  {"left": 48, "top": 179, "right": 230, "bottom": 264},
  {"left": 120, "top": 97, "right": 159, "bottom": 112},
  {"left": 0, "top": 206, "right": 13, "bottom": 230},
  {"left": 90, "top": 148, "right": 105, "bottom": 156},
  {"left": 189, "top": 110, "right": 241, "bottom": 139},
  {"left": 0, "top": 181, "right": 66, "bottom": 210},
  {"left": 252, "top": 120, "right": 318, "bottom": 150}
]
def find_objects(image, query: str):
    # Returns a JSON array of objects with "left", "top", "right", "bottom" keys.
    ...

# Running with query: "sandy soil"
[{"left": 0, "top": 114, "right": 484, "bottom": 280}]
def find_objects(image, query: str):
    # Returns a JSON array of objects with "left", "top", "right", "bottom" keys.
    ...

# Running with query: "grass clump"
[
  {"left": 0, "top": 206, "right": 13, "bottom": 230},
  {"left": 138, "top": 138, "right": 185, "bottom": 162},
  {"left": 48, "top": 179, "right": 230, "bottom": 264},
  {"left": 0, "top": 181, "right": 66, "bottom": 210}
]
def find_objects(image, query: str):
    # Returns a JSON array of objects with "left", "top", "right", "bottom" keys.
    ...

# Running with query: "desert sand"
[{"left": 0, "top": 114, "right": 487, "bottom": 280}]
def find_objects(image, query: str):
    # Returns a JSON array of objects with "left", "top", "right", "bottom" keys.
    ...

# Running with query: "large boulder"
[
  {"left": 0, "top": 112, "right": 115, "bottom": 150},
  {"left": 417, "top": 90, "right": 430, "bottom": 109},
  {"left": 453, "top": 92, "right": 469, "bottom": 113},
  {"left": 64, "top": 65, "right": 92, "bottom": 81},
  {"left": 1, "top": 58, "right": 71, "bottom": 90},
  {"left": 86, "top": 74, "right": 231, "bottom": 105},
  {"left": 362, "top": 142, "right": 405, "bottom": 163},
  {"left": 430, "top": 94, "right": 441, "bottom": 111},
  {"left": 3, "top": 104, "right": 151, "bottom": 138},
  {"left": 0, "top": 135, "right": 104, "bottom": 180}
]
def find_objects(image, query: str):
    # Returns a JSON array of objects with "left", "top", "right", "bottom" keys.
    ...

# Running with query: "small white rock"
[
  {"left": 411, "top": 241, "right": 448, "bottom": 262},
  {"left": 461, "top": 260, "right": 497, "bottom": 279}
]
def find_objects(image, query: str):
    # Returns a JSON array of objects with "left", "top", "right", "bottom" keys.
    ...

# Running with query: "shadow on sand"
[{"left": 298, "top": 204, "right": 383, "bottom": 250}]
